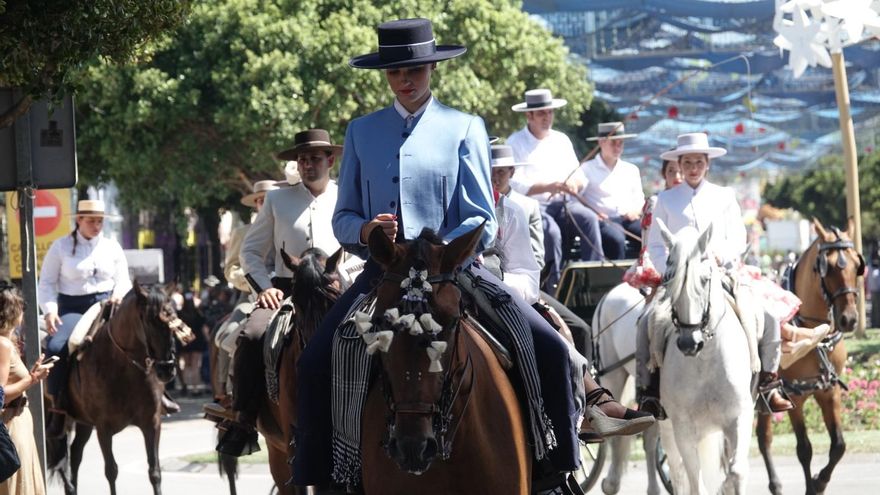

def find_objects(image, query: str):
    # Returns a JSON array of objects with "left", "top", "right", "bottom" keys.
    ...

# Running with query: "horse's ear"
[
  {"left": 655, "top": 217, "right": 674, "bottom": 250},
  {"left": 368, "top": 224, "right": 397, "bottom": 268},
  {"left": 280, "top": 242, "right": 300, "bottom": 272},
  {"left": 812, "top": 218, "right": 829, "bottom": 239},
  {"left": 133, "top": 279, "right": 147, "bottom": 300},
  {"left": 326, "top": 248, "right": 344, "bottom": 275},
  {"left": 696, "top": 223, "right": 713, "bottom": 256},
  {"left": 442, "top": 222, "right": 485, "bottom": 270}
]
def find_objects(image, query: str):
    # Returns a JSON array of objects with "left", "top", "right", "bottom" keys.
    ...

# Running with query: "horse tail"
[
  {"left": 698, "top": 430, "right": 725, "bottom": 494},
  {"left": 217, "top": 429, "right": 239, "bottom": 494},
  {"left": 45, "top": 433, "right": 69, "bottom": 480}
]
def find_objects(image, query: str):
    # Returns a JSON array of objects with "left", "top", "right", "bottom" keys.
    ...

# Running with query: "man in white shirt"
[
  {"left": 581, "top": 122, "right": 645, "bottom": 259},
  {"left": 218, "top": 129, "right": 341, "bottom": 454},
  {"left": 507, "top": 89, "right": 603, "bottom": 290}
]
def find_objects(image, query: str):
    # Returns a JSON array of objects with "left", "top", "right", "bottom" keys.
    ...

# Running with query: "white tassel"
[
  {"left": 426, "top": 341, "right": 448, "bottom": 372},
  {"left": 354, "top": 311, "right": 373, "bottom": 334},
  {"left": 418, "top": 313, "right": 443, "bottom": 335},
  {"left": 383, "top": 308, "right": 400, "bottom": 324},
  {"left": 363, "top": 330, "right": 394, "bottom": 355},
  {"left": 395, "top": 313, "right": 416, "bottom": 332}
]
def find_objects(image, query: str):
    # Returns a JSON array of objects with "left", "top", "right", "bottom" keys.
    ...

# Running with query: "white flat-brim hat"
[
  {"left": 660, "top": 132, "right": 727, "bottom": 160},
  {"left": 490, "top": 145, "right": 530, "bottom": 168},
  {"left": 511, "top": 88, "right": 567, "bottom": 112},
  {"left": 71, "top": 199, "right": 119, "bottom": 218},
  {"left": 241, "top": 180, "right": 281, "bottom": 207},
  {"left": 585, "top": 121, "right": 637, "bottom": 141}
]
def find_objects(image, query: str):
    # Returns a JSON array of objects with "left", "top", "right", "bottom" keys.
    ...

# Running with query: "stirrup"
[{"left": 637, "top": 396, "right": 667, "bottom": 421}]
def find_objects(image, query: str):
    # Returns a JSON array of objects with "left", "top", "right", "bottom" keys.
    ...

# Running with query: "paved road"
[{"left": 45, "top": 397, "right": 878, "bottom": 494}]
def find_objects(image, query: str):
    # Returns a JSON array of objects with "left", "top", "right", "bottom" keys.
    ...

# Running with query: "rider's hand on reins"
[
  {"left": 257, "top": 287, "right": 285, "bottom": 310},
  {"left": 44, "top": 312, "right": 62, "bottom": 335},
  {"left": 361, "top": 213, "right": 398, "bottom": 243}
]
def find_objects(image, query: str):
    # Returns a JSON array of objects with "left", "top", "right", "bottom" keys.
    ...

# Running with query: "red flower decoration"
[
  {"left": 735, "top": 122, "right": 745, "bottom": 134},
  {"left": 668, "top": 106, "right": 679, "bottom": 118}
]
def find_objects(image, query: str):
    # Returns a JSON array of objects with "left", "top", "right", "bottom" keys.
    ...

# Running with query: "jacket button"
[
  {"left": 389, "top": 201, "right": 396, "bottom": 208},
  {"left": 392, "top": 176, "right": 399, "bottom": 183}
]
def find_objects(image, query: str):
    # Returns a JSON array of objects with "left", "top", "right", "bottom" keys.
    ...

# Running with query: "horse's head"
[
  {"left": 131, "top": 281, "right": 186, "bottom": 383},
  {"left": 280, "top": 245, "right": 343, "bottom": 343},
  {"left": 810, "top": 218, "right": 864, "bottom": 332},
  {"left": 362, "top": 223, "right": 483, "bottom": 474},
  {"left": 657, "top": 219, "right": 716, "bottom": 357}
]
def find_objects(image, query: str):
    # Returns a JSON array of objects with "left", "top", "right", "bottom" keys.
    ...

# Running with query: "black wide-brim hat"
[
  {"left": 349, "top": 18, "right": 466, "bottom": 70},
  {"left": 276, "top": 128, "right": 343, "bottom": 160}
]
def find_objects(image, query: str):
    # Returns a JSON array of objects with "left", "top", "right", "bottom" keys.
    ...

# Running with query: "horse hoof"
[
  {"left": 601, "top": 477, "right": 620, "bottom": 494},
  {"left": 811, "top": 475, "right": 826, "bottom": 495}
]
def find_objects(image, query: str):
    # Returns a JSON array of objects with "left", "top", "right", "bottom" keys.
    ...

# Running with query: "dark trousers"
[
  {"left": 293, "top": 260, "right": 580, "bottom": 485},
  {"left": 46, "top": 291, "right": 110, "bottom": 397},
  {"left": 540, "top": 290, "right": 592, "bottom": 361},
  {"left": 545, "top": 200, "right": 603, "bottom": 265},
  {"left": 599, "top": 216, "right": 641, "bottom": 260}
]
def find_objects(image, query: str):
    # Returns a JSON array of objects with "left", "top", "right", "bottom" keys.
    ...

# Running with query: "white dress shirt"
[
  {"left": 393, "top": 95, "right": 432, "bottom": 127},
  {"left": 507, "top": 127, "right": 586, "bottom": 205},
  {"left": 505, "top": 189, "right": 544, "bottom": 269},
  {"left": 580, "top": 154, "right": 645, "bottom": 217},
  {"left": 38, "top": 231, "right": 132, "bottom": 315},
  {"left": 241, "top": 182, "right": 340, "bottom": 291},
  {"left": 495, "top": 195, "right": 541, "bottom": 304},
  {"left": 647, "top": 179, "right": 746, "bottom": 274}
]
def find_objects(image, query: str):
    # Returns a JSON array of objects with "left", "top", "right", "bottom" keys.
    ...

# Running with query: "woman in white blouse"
[{"left": 37, "top": 199, "right": 131, "bottom": 434}]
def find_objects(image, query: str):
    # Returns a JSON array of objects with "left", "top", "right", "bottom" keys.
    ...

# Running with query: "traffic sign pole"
[{"left": 13, "top": 93, "right": 48, "bottom": 480}]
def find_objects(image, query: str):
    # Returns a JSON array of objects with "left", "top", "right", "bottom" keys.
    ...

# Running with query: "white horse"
[
  {"left": 592, "top": 282, "right": 663, "bottom": 495},
  {"left": 649, "top": 222, "right": 754, "bottom": 495}
]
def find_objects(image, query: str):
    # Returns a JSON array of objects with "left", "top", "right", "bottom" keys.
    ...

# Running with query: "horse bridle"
[
  {"left": 377, "top": 268, "right": 474, "bottom": 460},
  {"left": 670, "top": 263, "right": 715, "bottom": 340},
  {"left": 108, "top": 301, "right": 182, "bottom": 375},
  {"left": 813, "top": 229, "right": 865, "bottom": 306}
]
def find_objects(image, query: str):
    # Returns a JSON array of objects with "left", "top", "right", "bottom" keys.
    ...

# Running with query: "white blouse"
[
  {"left": 507, "top": 127, "right": 587, "bottom": 205},
  {"left": 579, "top": 154, "right": 645, "bottom": 217},
  {"left": 647, "top": 179, "right": 746, "bottom": 274},
  {"left": 495, "top": 195, "right": 541, "bottom": 304},
  {"left": 38, "top": 231, "right": 132, "bottom": 315}
]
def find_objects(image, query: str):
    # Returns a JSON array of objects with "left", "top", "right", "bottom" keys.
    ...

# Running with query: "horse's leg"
[
  {"left": 267, "top": 444, "right": 295, "bottom": 495},
  {"left": 642, "top": 424, "right": 662, "bottom": 495},
  {"left": 141, "top": 419, "right": 163, "bottom": 495},
  {"left": 812, "top": 388, "right": 846, "bottom": 494},
  {"left": 787, "top": 399, "right": 815, "bottom": 495},
  {"left": 70, "top": 423, "right": 94, "bottom": 493},
  {"left": 756, "top": 413, "right": 783, "bottom": 495},
  {"left": 600, "top": 368, "right": 630, "bottom": 495},
  {"left": 721, "top": 411, "right": 752, "bottom": 495},
  {"left": 671, "top": 420, "right": 705, "bottom": 495},
  {"left": 96, "top": 429, "right": 119, "bottom": 495}
]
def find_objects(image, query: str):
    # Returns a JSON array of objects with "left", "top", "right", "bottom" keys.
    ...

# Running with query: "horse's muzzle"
[
  {"left": 155, "top": 362, "right": 177, "bottom": 383},
  {"left": 386, "top": 434, "right": 439, "bottom": 475},
  {"left": 676, "top": 328, "right": 704, "bottom": 356}
]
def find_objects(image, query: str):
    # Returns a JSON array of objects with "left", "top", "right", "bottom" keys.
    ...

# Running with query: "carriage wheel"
[
  {"left": 575, "top": 438, "right": 607, "bottom": 492},
  {"left": 654, "top": 436, "right": 674, "bottom": 494}
]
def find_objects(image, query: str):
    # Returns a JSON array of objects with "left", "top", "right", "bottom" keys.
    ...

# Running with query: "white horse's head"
[{"left": 656, "top": 219, "right": 716, "bottom": 357}]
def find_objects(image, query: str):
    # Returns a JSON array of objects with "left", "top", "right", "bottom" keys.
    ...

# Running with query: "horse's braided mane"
[{"left": 292, "top": 248, "right": 340, "bottom": 342}]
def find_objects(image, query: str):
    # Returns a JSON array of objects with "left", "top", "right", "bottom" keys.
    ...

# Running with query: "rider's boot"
[
  {"left": 759, "top": 371, "right": 793, "bottom": 413},
  {"left": 636, "top": 370, "right": 667, "bottom": 420},
  {"left": 584, "top": 375, "right": 655, "bottom": 437}
]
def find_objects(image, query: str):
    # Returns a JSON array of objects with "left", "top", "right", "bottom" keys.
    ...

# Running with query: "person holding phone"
[{"left": 0, "top": 281, "right": 53, "bottom": 494}]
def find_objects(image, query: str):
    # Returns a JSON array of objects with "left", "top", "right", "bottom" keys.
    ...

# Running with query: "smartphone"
[{"left": 42, "top": 355, "right": 61, "bottom": 365}]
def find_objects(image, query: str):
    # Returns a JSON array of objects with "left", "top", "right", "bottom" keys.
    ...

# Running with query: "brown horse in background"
[
  {"left": 360, "top": 224, "right": 530, "bottom": 494},
  {"left": 215, "top": 248, "right": 342, "bottom": 494},
  {"left": 757, "top": 218, "right": 864, "bottom": 495},
  {"left": 48, "top": 283, "right": 190, "bottom": 495}
]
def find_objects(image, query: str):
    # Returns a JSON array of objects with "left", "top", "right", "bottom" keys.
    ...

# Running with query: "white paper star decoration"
[{"left": 773, "top": 0, "right": 880, "bottom": 78}]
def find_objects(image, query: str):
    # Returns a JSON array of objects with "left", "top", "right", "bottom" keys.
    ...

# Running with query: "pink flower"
[
  {"left": 850, "top": 380, "right": 861, "bottom": 390},
  {"left": 862, "top": 379, "right": 870, "bottom": 389},
  {"left": 867, "top": 389, "right": 877, "bottom": 398},
  {"left": 869, "top": 380, "right": 880, "bottom": 390},
  {"left": 846, "top": 367, "right": 854, "bottom": 374}
]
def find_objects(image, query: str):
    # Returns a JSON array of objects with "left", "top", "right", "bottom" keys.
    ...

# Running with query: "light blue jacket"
[{"left": 333, "top": 99, "right": 497, "bottom": 259}]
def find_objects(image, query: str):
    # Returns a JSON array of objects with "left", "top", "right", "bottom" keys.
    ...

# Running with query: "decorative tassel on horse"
[
  {"left": 362, "top": 331, "right": 394, "bottom": 355},
  {"left": 426, "top": 341, "right": 448, "bottom": 373}
]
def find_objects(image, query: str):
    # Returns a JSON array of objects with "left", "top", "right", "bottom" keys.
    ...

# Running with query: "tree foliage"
[
  {"left": 75, "top": 0, "right": 592, "bottom": 213},
  {"left": 763, "top": 152, "right": 880, "bottom": 242},
  {"left": 0, "top": 0, "right": 189, "bottom": 127}
]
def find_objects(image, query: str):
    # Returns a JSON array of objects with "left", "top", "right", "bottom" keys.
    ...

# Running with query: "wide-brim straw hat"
[
  {"left": 349, "top": 18, "right": 466, "bottom": 70},
  {"left": 241, "top": 180, "right": 281, "bottom": 207},
  {"left": 276, "top": 129, "right": 342, "bottom": 160},
  {"left": 660, "top": 132, "right": 727, "bottom": 160},
  {"left": 585, "top": 121, "right": 638, "bottom": 141},
  {"left": 511, "top": 88, "right": 567, "bottom": 112},
  {"left": 71, "top": 199, "right": 119, "bottom": 219},
  {"left": 490, "top": 145, "right": 530, "bottom": 168}
]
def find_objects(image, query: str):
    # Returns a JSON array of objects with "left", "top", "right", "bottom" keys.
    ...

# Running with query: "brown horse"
[
  {"left": 215, "top": 247, "right": 342, "bottom": 494},
  {"left": 756, "top": 218, "right": 864, "bottom": 495},
  {"left": 360, "top": 224, "right": 530, "bottom": 494},
  {"left": 48, "top": 283, "right": 189, "bottom": 495}
]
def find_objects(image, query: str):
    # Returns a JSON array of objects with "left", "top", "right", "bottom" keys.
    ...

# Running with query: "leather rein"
[
  {"left": 106, "top": 301, "right": 182, "bottom": 375},
  {"left": 378, "top": 269, "right": 475, "bottom": 460}
]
